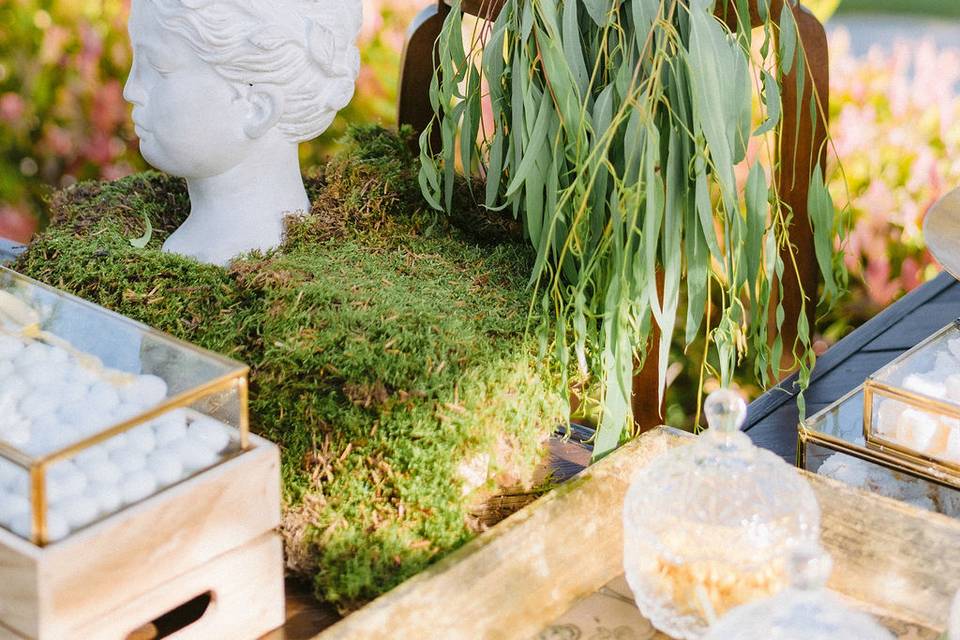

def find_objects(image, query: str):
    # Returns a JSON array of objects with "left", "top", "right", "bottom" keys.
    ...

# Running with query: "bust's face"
[{"left": 123, "top": 0, "right": 252, "bottom": 178}]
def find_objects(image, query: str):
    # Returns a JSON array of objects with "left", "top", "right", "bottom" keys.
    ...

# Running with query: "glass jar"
[
  {"left": 622, "top": 389, "right": 821, "bottom": 639},
  {"left": 702, "top": 545, "right": 893, "bottom": 639}
]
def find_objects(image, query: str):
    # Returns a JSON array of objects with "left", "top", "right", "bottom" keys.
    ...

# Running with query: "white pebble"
[
  {"left": 0, "top": 459, "right": 23, "bottom": 489},
  {"left": 147, "top": 451, "right": 184, "bottom": 485},
  {"left": 152, "top": 410, "right": 188, "bottom": 446},
  {"left": 88, "top": 484, "right": 122, "bottom": 514},
  {"left": 0, "top": 360, "right": 14, "bottom": 379},
  {"left": 55, "top": 375, "right": 88, "bottom": 404},
  {"left": 57, "top": 400, "right": 91, "bottom": 427},
  {"left": 67, "top": 364, "right": 99, "bottom": 388},
  {"left": 15, "top": 342, "right": 52, "bottom": 367},
  {"left": 946, "top": 375, "right": 960, "bottom": 403},
  {"left": 0, "top": 493, "right": 29, "bottom": 525},
  {"left": 875, "top": 400, "right": 902, "bottom": 439},
  {"left": 56, "top": 496, "right": 100, "bottom": 529},
  {"left": 18, "top": 390, "right": 56, "bottom": 420},
  {"left": 949, "top": 338, "right": 960, "bottom": 360},
  {"left": 122, "top": 470, "right": 158, "bottom": 505},
  {"left": 73, "top": 445, "right": 109, "bottom": 467},
  {"left": 121, "top": 374, "right": 168, "bottom": 408},
  {"left": 10, "top": 510, "right": 69, "bottom": 543},
  {"left": 21, "top": 362, "right": 67, "bottom": 387},
  {"left": 946, "top": 427, "right": 960, "bottom": 464},
  {"left": 2, "top": 378, "right": 28, "bottom": 403},
  {"left": 86, "top": 382, "right": 120, "bottom": 414},
  {"left": 110, "top": 447, "right": 147, "bottom": 474},
  {"left": 903, "top": 374, "right": 946, "bottom": 400},
  {"left": 47, "top": 465, "right": 87, "bottom": 503},
  {"left": 934, "top": 351, "right": 960, "bottom": 377},
  {"left": 187, "top": 416, "right": 231, "bottom": 453},
  {"left": 8, "top": 472, "right": 27, "bottom": 497},
  {"left": 164, "top": 438, "right": 218, "bottom": 473},
  {"left": 76, "top": 457, "right": 122, "bottom": 486},
  {"left": 42, "top": 424, "right": 82, "bottom": 454},
  {"left": 102, "top": 432, "right": 129, "bottom": 452},
  {"left": 22, "top": 431, "right": 58, "bottom": 457},
  {"left": 0, "top": 423, "right": 30, "bottom": 448},
  {"left": 126, "top": 426, "right": 156, "bottom": 454},
  {"left": 112, "top": 402, "right": 143, "bottom": 423},
  {"left": 0, "top": 335, "right": 24, "bottom": 359},
  {"left": 898, "top": 409, "right": 940, "bottom": 452}
]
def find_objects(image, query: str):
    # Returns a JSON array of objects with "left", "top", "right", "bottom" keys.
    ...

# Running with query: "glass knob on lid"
[
  {"left": 703, "top": 544, "right": 894, "bottom": 640},
  {"left": 622, "top": 388, "right": 821, "bottom": 639}
]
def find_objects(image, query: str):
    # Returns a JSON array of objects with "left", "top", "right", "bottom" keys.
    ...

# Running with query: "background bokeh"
[{"left": 1, "top": 0, "right": 959, "bottom": 390}]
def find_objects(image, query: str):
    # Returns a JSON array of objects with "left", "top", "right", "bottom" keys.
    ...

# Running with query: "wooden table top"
[{"left": 745, "top": 271, "right": 960, "bottom": 460}]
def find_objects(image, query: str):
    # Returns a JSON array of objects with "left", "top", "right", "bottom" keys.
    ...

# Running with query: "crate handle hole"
[{"left": 125, "top": 591, "right": 215, "bottom": 640}]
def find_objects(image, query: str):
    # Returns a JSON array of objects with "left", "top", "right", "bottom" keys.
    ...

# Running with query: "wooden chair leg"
[
  {"left": 775, "top": 4, "right": 830, "bottom": 374},
  {"left": 632, "top": 272, "right": 665, "bottom": 432},
  {"left": 397, "top": 2, "right": 450, "bottom": 152}
]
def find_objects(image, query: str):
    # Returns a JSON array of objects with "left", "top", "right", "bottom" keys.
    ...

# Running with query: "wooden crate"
[
  {"left": 315, "top": 427, "right": 960, "bottom": 639},
  {"left": 0, "top": 434, "right": 284, "bottom": 640}
]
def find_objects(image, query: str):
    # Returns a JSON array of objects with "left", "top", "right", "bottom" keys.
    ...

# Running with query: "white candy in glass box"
[
  {"left": 0, "top": 266, "right": 250, "bottom": 546},
  {"left": 865, "top": 320, "right": 960, "bottom": 471}
]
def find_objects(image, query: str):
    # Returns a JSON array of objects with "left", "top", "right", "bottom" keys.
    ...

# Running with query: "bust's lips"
[{"left": 131, "top": 109, "right": 151, "bottom": 137}]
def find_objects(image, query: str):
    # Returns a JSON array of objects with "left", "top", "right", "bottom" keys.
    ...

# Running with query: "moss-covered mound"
[{"left": 15, "top": 126, "right": 566, "bottom": 609}]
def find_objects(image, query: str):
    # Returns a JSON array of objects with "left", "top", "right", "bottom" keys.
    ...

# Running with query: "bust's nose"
[{"left": 123, "top": 55, "right": 146, "bottom": 107}]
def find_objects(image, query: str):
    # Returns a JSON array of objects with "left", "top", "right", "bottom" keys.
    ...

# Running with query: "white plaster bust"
[{"left": 123, "top": 0, "right": 361, "bottom": 265}]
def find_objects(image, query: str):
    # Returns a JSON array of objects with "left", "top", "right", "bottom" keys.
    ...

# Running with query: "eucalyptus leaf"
[
  {"left": 129, "top": 214, "right": 153, "bottom": 249},
  {"left": 421, "top": 0, "right": 843, "bottom": 460}
]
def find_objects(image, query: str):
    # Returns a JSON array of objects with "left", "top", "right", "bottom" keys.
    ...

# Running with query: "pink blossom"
[{"left": 0, "top": 93, "right": 25, "bottom": 123}]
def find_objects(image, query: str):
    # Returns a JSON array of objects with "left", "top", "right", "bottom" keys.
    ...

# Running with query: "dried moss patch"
[{"left": 15, "top": 125, "right": 566, "bottom": 609}]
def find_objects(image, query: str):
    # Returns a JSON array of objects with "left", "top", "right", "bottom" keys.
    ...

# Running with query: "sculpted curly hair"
[{"left": 147, "top": 0, "right": 361, "bottom": 142}]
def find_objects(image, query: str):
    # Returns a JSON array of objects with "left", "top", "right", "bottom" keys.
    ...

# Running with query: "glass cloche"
[
  {"left": 622, "top": 389, "right": 822, "bottom": 639},
  {"left": 702, "top": 545, "right": 893, "bottom": 640}
]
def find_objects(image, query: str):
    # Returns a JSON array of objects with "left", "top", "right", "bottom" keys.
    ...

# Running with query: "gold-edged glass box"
[
  {"left": 0, "top": 267, "right": 249, "bottom": 545},
  {"left": 798, "top": 386, "right": 960, "bottom": 517},
  {"left": 863, "top": 320, "right": 960, "bottom": 483}
]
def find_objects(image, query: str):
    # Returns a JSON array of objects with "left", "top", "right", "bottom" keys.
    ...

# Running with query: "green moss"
[{"left": 15, "top": 125, "right": 566, "bottom": 609}]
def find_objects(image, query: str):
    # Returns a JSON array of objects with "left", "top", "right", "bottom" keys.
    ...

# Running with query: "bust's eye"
[{"left": 144, "top": 50, "right": 175, "bottom": 76}]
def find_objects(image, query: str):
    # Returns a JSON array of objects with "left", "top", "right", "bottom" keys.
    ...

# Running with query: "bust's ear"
[{"left": 243, "top": 85, "right": 284, "bottom": 139}]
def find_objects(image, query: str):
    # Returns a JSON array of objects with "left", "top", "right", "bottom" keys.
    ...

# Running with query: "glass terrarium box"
[
  {"left": 0, "top": 267, "right": 283, "bottom": 639},
  {"left": 798, "top": 387, "right": 960, "bottom": 518},
  {"left": 863, "top": 320, "right": 960, "bottom": 485}
]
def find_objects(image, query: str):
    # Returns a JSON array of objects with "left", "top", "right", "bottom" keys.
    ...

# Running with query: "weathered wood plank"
[
  {"left": 800, "top": 350, "right": 904, "bottom": 405},
  {"left": 312, "top": 428, "right": 960, "bottom": 640},
  {"left": 862, "top": 300, "right": 960, "bottom": 352}
]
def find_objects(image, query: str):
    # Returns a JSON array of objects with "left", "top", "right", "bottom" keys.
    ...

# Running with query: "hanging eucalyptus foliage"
[{"left": 419, "top": 0, "right": 844, "bottom": 458}]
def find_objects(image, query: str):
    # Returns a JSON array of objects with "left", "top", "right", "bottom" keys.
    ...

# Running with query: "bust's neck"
[{"left": 163, "top": 137, "right": 309, "bottom": 266}]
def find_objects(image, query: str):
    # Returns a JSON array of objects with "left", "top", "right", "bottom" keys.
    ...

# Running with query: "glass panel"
[
  {"left": 868, "top": 321, "right": 960, "bottom": 394},
  {"left": 805, "top": 441, "right": 960, "bottom": 519},
  {"left": 0, "top": 267, "right": 247, "bottom": 544},
  {"left": 869, "top": 392, "right": 960, "bottom": 469}
]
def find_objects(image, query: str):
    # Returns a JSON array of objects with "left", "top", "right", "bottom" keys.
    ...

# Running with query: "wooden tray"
[
  {"left": 0, "top": 434, "right": 283, "bottom": 639},
  {"left": 313, "top": 427, "right": 960, "bottom": 639}
]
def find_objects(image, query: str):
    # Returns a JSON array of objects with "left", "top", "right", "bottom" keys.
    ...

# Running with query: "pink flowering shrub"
[
  {"left": 827, "top": 30, "right": 960, "bottom": 331},
  {"left": 0, "top": 0, "right": 136, "bottom": 241},
  {"left": 0, "top": 0, "right": 423, "bottom": 242}
]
